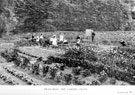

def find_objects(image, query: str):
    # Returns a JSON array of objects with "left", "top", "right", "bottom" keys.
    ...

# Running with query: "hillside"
[{"left": 0, "top": 0, "right": 133, "bottom": 35}]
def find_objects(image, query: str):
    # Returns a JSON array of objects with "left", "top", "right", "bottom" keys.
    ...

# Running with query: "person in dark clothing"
[
  {"left": 119, "top": 39, "right": 126, "bottom": 46},
  {"left": 31, "top": 33, "right": 36, "bottom": 43},
  {"left": 91, "top": 31, "right": 95, "bottom": 42},
  {"left": 76, "top": 35, "right": 81, "bottom": 47},
  {"left": 76, "top": 35, "right": 81, "bottom": 40},
  {"left": 32, "top": 33, "right": 34, "bottom": 40}
]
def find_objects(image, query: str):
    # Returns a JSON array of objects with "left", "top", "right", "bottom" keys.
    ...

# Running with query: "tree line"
[{"left": 0, "top": 0, "right": 132, "bottom": 36}]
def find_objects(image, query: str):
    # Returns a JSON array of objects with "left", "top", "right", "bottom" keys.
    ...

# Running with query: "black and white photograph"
[{"left": 0, "top": 0, "right": 135, "bottom": 94}]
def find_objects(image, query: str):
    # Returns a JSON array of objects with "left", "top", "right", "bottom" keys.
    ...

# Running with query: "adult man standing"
[
  {"left": 76, "top": 35, "right": 81, "bottom": 46},
  {"left": 39, "top": 34, "right": 44, "bottom": 46},
  {"left": 91, "top": 30, "right": 95, "bottom": 42}
]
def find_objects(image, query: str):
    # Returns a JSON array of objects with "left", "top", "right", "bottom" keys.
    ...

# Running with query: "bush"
[
  {"left": 48, "top": 67, "right": 58, "bottom": 79},
  {"left": 64, "top": 73, "right": 72, "bottom": 85},
  {"left": 63, "top": 47, "right": 98, "bottom": 62},
  {"left": 110, "top": 78, "right": 116, "bottom": 85},
  {"left": 98, "top": 70, "right": 108, "bottom": 83},
  {"left": 72, "top": 67, "right": 82, "bottom": 75},
  {"left": 81, "top": 69, "right": 91, "bottom": 77},
  {"left": 91, "top": 80, "right": 101, "bottom": 85},
  {"left": 1, "top": 49, "right": 19, "bottom": 62},
  {"left": 72, "top": 76, "right": 84, "bottom": 85}
]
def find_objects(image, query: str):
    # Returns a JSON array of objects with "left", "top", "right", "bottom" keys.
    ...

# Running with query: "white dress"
[
  {"left": 40, "top": 35, "right": 43, "bottom": 39},
  {"left": 77, "top": 39, "right": 81, "bottom": 44},
  {"left": 36, "top": 36, "right": 40, "bottom": 42},
  {"left": 52, "top": 38, "right": 57, "bottom": 46}
]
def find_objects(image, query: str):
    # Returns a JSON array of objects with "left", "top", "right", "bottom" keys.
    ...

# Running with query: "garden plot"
[
  {"left": 1, "top": 46, "right": 131, "bottom": 85},
  {"left": 0, "top": 33, "right": 134, "bottom": 85}
]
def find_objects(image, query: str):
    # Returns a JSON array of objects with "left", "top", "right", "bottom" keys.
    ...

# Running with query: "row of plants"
[
  {"left": 63, "top": 47, "right": 98, "bottom": 62},
  {"left": 3, "top": 66, "right": 39, "bottom": 85},
  {"left": 0, "top": 71, "right": 19, "bottom": 85},
  {"left": 47, "top": 57, "right": 103, "bottom": 74},
  {"left": 2, "top": 46, "right": 134, "bottom": 85},
  {"left": 0, "top": 49, "right": 18, "bottom": 62},
  {"left": 0, "top": 49, "right": 78, "bottom": 85},
  {"left": 1, "top": 48, "right": 101, "bottom": 85}
]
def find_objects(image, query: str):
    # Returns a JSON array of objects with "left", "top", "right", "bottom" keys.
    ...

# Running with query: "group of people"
[
  {"left": 30, "top": 33, "right": 68, "bottom": 47},
  {"left": 49, "top": 34, "right": 68, "bottom": 46},
  {"left": 29, "top": 30, "right": 96, "bottom": 48}
]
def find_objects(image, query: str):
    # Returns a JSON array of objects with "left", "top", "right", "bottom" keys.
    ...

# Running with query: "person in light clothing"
[
  {"left": 36, "top": 35, "right": 40, "bottom": 46},
  {"left": 39, "top": 34, "right": 44, "bottom": 46},
  {"left": 39, "top": 34, "right": 44, "bottom": 39},
  {"left": 52, "top": 35, "right": 58, "bottom": 46},
  {"left": 36, "top": 35, "right": 40, "bottom": 42},
  {"left": 77, "top": 38, "right": 81, "bottom": 44}
]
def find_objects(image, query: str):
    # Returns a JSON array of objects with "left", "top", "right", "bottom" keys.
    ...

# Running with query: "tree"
[
  {"left": 0, "top": 0, "right": 7, "bottom": 37},
  {"left": 0, "top": 15, "right": 5, "bottom": 37},
  {"left": 0, "top": 0, "right": 18, "bottom": 36},
  {"left": 14, "top": 0, "right": 57, "bottom": 32},
  {"left": 54, "top": 0, "right": 130, "bottom": 31},
  {"left": 2, "top": 0, "right": 130, "bottom": 34}
]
